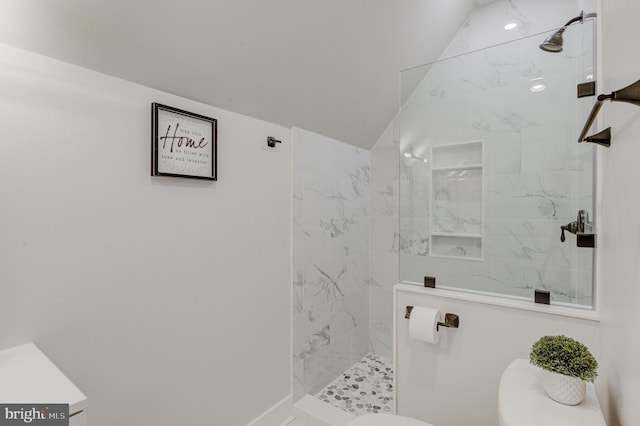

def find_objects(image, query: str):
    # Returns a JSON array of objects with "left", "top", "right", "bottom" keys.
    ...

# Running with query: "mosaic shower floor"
[{"left": 316, "top": 353, "right": 394, "bottom": 416}]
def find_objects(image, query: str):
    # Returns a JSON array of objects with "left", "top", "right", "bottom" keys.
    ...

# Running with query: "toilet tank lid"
[
  {"left": 349, "top": 414, "right": 435, "bottom": 426},
  {"left": 498, "top": 359, "right": 605, "bottom": 426}
]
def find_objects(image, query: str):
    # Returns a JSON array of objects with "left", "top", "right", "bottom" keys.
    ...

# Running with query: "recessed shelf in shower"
[{"left": 430, "top": 140, "right": 484, "bottom": 260}]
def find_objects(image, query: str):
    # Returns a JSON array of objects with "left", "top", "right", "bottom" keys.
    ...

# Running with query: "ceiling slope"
[{"left": 0, "top": 0, "right": 478, "bottom": 148}]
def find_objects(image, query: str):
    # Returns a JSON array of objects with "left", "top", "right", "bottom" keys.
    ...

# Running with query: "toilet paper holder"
[{"left": 404, "top": 306, "right": 460, "bottom": 331}]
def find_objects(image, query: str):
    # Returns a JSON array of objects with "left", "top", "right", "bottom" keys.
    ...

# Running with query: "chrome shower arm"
[
  {"left": 562, "top": 12, "right": 584, "bottom": 27},
  {"left": 562, "top": 11, "right": 596, "bottom": 27}
]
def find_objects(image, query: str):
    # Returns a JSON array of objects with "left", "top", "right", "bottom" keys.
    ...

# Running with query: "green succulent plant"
[{"left": 530, "top": 335, "right": 598, "bottom": 382}]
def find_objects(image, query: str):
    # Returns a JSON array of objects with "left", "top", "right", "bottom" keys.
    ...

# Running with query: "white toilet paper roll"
[{"left": 408, "top": 306, "right": 442, "bottom": 344}]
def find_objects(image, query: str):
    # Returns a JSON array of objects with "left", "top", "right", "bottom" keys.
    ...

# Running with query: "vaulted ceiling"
[{"left": 0, "top": 0, "right": 485, "bottom": 148}]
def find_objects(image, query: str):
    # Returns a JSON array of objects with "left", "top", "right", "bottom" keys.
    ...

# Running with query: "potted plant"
[{"left": 530, "top": 335, "right": 598, "bottom": 405}]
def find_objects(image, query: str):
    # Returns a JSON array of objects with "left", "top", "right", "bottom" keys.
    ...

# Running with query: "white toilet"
[
  {"left": 498, "top": 359, "right": 606, "bottom": 426},
  {"left": 348, "top": 413, "right": 434, "bottom": 426},
  {"left": 349, "top": 358, "right": 607, "bottom": 426}
]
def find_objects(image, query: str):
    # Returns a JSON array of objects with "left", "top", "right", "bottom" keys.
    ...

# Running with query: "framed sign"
[{"left": 151, "top": 103, "right": 217, "bottom": 180}]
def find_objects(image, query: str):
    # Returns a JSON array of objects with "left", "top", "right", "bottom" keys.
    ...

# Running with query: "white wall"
[
  {"left": 395, "top": 285, "right": 599, "bottom": 426},
  {"left": 597, "top": 1, "right": 640, "bottom": 425},
  {"left": 0, "top": 43, "right": 292, "bottom": 426}
]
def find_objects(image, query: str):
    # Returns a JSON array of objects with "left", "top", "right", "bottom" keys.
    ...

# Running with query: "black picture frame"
[{"left": 151, "top": 102, "right": 217, "bottom": 180}]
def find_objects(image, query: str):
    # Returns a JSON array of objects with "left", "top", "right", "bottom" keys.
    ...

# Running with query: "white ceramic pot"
[{"left": 541, "top": 369, "right": 586, "bottom": 405}]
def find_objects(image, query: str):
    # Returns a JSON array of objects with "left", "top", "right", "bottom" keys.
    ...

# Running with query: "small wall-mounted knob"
[
  {"left": 560, "top": 210, "right": 595, "bottom": 248},
  {"left": 267, "top": 136, "right": 281, "bottom": 148}
]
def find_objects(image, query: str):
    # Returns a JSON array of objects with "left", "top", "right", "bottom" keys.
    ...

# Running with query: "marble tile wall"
[
  {"left": 292, "top": 127, "right": 370, "bottom": 401},
  {"left": 399, "top": 0, "right": 596, "bottom": 304},
  {"left": 369, "top": 0, "right": 596, "bottom": 359},
  {"left": 369, "top": 122, "right": 399, "bottom": 359}
]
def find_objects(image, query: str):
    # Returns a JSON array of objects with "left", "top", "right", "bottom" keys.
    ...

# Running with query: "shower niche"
[{"left": 430, "top": 140, "right": 483, "bottom": 260}]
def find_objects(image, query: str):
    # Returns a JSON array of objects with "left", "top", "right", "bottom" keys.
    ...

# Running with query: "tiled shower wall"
[
  {"left": 292, "top": 127, "right": 370, "bottom": 400},
  {"left": 369, "top": 122, "right": 400, "bottom": 360},
  {"left": 369, "top": 0, "right": 596, "bottom": 359},
  {"left": 399, "top": 0, "right": 596, "bottom": 302}
]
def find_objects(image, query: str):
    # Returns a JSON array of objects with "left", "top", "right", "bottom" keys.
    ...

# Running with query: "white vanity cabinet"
[{"left": 0, "top": 343, "right": 88, "bottom": 425}]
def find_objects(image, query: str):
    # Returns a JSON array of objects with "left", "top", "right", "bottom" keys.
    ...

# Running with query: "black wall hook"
[{"left": 267, "top": 137, "right": 281, "bottom": 148}]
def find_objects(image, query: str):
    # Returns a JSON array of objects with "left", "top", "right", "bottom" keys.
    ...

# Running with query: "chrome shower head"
[
  {"left": 539, "top": 11, "right": 588, "bottom": 53},
  {"left": 539, "top": 28, "right": 566, "bottom": 52}
]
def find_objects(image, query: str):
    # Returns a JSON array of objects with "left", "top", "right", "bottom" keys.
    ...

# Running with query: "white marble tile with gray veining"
[
  {"left": 371, "top": 180, "right": 399, "bottom": 217},
  {"left": 399, "top": 216, "right": 429, "bottom": 256},
  {"left": 386, "top": 0, "right": 597, "bottom": 363},
  {"left": 292, "top": 128, "right": 370, "bottom": 401}
]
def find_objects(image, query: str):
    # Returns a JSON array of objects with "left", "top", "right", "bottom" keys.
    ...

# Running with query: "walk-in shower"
[
  {"left": 293, "top": 2, "right": 600, "bottom": 420},
  {"left": 399, "top": 13, "right": 597, "bottom": 308}
]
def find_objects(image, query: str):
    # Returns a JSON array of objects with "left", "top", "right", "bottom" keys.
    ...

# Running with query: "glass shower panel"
[{"left": 399, "top": 21, "right": 595, "bottom": 307}]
